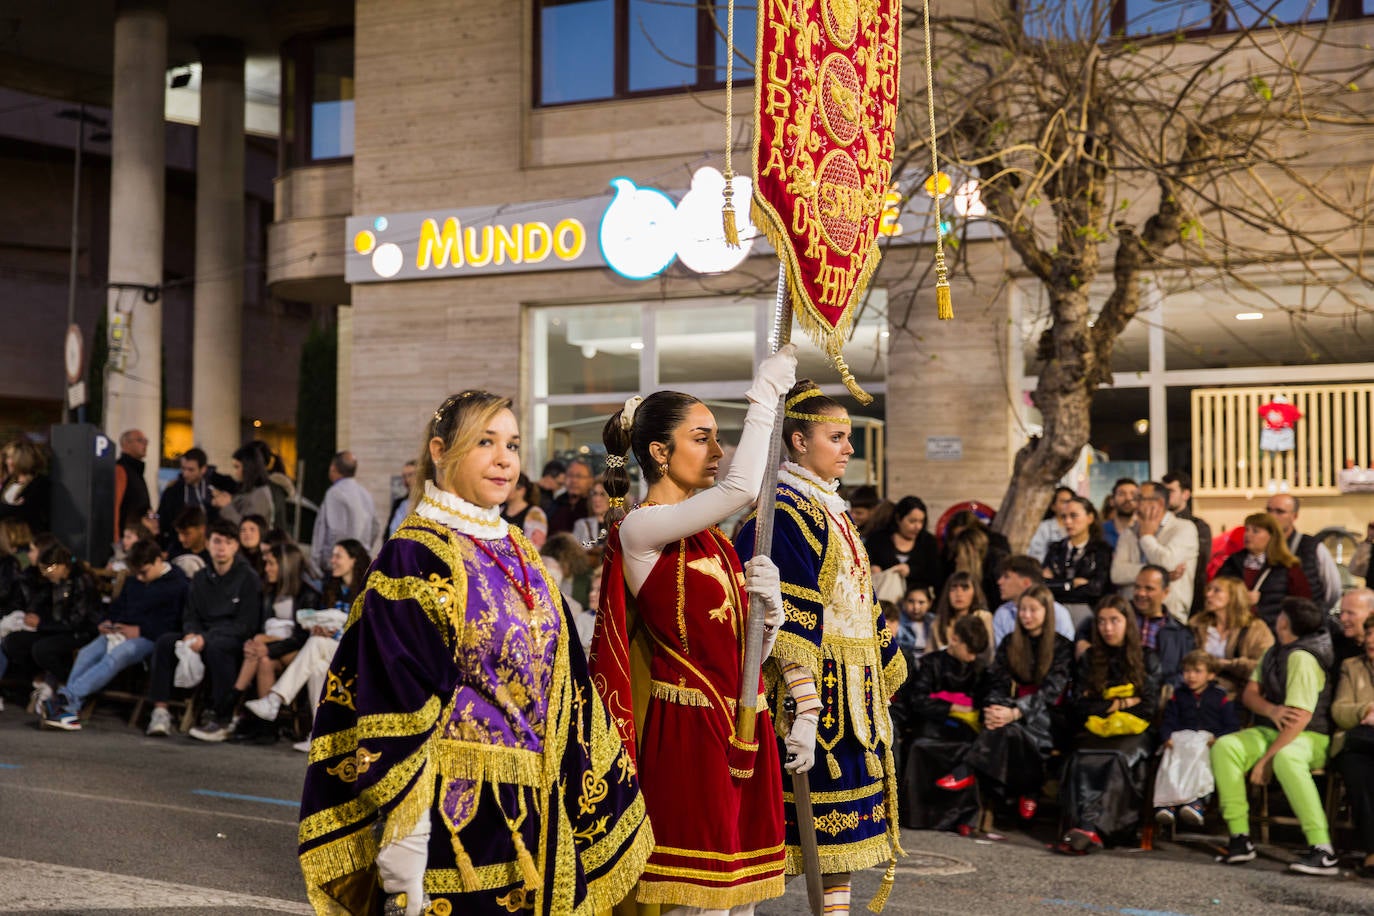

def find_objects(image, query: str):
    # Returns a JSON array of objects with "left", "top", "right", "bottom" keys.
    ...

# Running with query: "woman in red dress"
[{"left": 592, "top": 346, "right": 796, "bottom": 914}]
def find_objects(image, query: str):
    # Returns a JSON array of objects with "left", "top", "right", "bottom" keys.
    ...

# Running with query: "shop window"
[
  {"left": 535, "top": 0, "right": 755, "bottom": 106},
  {"left": 281, "top": 32, "right": 354, "bottom": 166}
]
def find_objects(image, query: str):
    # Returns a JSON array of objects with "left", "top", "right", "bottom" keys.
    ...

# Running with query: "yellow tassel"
[
  {"left": 866, "top": 858, "right": 897, "bottom": 913},
  {"left": 827, "top": 752, "right": 841, "bottom": 780},
  {"left": 936, "top": 282, "right": 953, "bottom": 320},
  {"left": 451, "top": 836, "right": 480, "bottom": 890},
  {"left": 722, "top": 175, "right": 741, "bottom": 248},
  {"left": 831, "top": 351, "right": 874, "bottom": 406},
  {"left": 511, "top": 829, "right": 542, "bottom": 891},
  {"left": 865, "top": 750, "right": 882, "bottom": 779}
]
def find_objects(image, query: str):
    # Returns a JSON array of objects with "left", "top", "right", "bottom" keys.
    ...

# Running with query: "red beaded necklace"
[{"left": 466, "top": 534, "right": 536, "bottom": 611}]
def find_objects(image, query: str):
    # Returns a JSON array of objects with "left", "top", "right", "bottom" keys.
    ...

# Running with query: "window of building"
[
  {"left": 535, "top": 0, "right": 756, "bottom": 106},
  {"left": 281, "top": 32, "right": 354, "bottom": 166},
  {"left": 1022, "top": 0, "right": 1363, "bottom": 37}
]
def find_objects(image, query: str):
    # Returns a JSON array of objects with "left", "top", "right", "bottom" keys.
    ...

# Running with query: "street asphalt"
[{"left": 1, "top": 702, "right": 1370, "bottom": 915}]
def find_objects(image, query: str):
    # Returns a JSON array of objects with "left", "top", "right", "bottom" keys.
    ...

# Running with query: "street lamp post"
[{"left": 58, "top": 106, "right": 109, "bottom": 423}]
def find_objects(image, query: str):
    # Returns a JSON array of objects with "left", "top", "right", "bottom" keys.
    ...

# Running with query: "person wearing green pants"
[{"left": 1211, "top": 596, "right": 1337, "bottom": 876}]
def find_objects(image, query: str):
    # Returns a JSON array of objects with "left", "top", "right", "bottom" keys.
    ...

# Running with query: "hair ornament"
[
  {"left": 785, "top": 388, "right": 825, "bottom": 410},
  {"left": 607, "top": 496, "right": 626, "bottom": 509},
  {"left": 605, "top": 454, "right": 627, "bottom": 468},
  {"left": 785, "top": 409, "right": 851, "bottom": 425},
  {"left": 621, "top": 395, "right": 644, "bottom": 431}
]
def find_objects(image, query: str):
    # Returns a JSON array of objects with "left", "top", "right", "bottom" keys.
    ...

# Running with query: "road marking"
[
  {"left": 193, "top": 788, "right": 300, "bottom": 808},
  {"left": 0, "top": 856, "right": 312, "bottom": 913},
  {"left": 0, "top": 783, "right": 295, "bottom": 826},
  {"left": 0, "top": 763, "right": 21, "bottom": 769}
]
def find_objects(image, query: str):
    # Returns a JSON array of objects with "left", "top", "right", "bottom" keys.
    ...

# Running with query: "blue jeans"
[{"left": 58, "top": 634, "right": 155, "bottom": 714}]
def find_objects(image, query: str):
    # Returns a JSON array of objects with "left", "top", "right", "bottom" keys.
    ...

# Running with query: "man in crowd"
[
  {"left": 1027, "top": 486, "right": 1076, "bottom": 563},
  {"left": 1332, "top": 588, "right": 1374, "bottom": 665},
  {"left": 311, "top": 450, "right": 381, "bottom": 573},
  {"left": 1212, "top": 597, "right": 1337, "bottom": 876},
  {"left": 548, "top": 457, "right": 593, "bottom": 536},
  {"left": 114, "top": 429, "right": 152, "bottom": 539},
  {"left": 145, "top": 520, "right": 261, "bottom": 741},
  {"left": 1163, "top": 470, "right": 1212, "bottom": 614},
  {"left": 170, "top": 507, "right": 210, "bottom": 565},
  {"left": 991, "top": 555, "right": 1075, "bottom": 648},
  {"left": 1111, "top": 480, "right": 1198, "bottom": 623},
  {"left": 537, "top": 459, "right": 567, "bottom": 515},
  {"left": 40, "top": 539, "right": 189, "bottom": 731},
  {"left": 1266, "top": 494, "right": 1342, "bottom": 611},
  {"left": 385, "top": 459, "right": 418, "bottom": 538},
  {"left": 1130, "top": 565, "right": 1195, "bottom": 689},
  {"left": 1102, "top": 478, "right": 1139, "bottom": 548},
  {"left": 155, "top": 448, "right": 234, "bottom": 551}
]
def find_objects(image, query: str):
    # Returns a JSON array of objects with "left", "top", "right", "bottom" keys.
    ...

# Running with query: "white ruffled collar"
[
  {"left": 415, "top": 480, "right": 507, "bottom": 540},
  {"left": 779, "top": 461, "right": 849, "bottom": 516}
]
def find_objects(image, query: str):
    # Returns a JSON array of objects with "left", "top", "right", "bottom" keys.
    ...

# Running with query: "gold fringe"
[
  {"left": 512, "top": 829, "right": 542, "bottom": 891},
  {"left": 865, "top": 750, "right": 882, "bottom": 779},
  {"left": 649, "top": 680, "right": 712, "bottom": 708},
  {"left": 432, "top": 739, "right": 544, "bottom": 787},
  {"left": 381, "top": 759, "right": 434, "bottom": 847},
  {"left": 867, "top": 858, "right": 897, "bottom": 913},
  {"left": 827, "top": 752, "right": 841, "bottom": 780},
  {"left": 636, "top": 873, "right": 785, "bottom": 910}
]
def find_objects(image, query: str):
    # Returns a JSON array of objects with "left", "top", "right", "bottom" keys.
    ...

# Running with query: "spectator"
[
  {"left": 1332, "top": 588, "right": 1374, "bottom": 666},
  {"left": 1152, "top": 650, "right": 1240, "bottom": 829},
  {"left": 845, "top": 485, "right": 882, "bottom": 535},
  {"left": 991, "top": 555, "right": 1075, "bottom": 648},
  {"left": 170, "top": 507, "right": 211, "bottom": 565},
  {"left": 1351, "top": 519, "right": 1373, "bottom": 584},
  {"left": 144, "top": 519, "right": 262, "bottom": 742},
  {"left": 1057, "top": 595, "right": 1160, "bottom": 854},
  {"left": 385, "top": 460, "right": 418, "bottom": 538},
  {"left": 1101, "top": 478, "right": 1139, "bottom": 548},
  {"left": 880, "top": 599, "right": 900, "bottom": 640},
  {"left": 949, "top": 586, "right": 1074, "bottom": 824},
  {"left": 231, "top": 542, "right": 322, "bottom": 721},
  {"left": 321, "top": 539, "right": 370, "bottom": 611},
  {"left": 113, "top": 429, "right": 151, "bottom": 541},
  {"left": 155, "top": 448, "right": 234, "bottom": 549},
  {"left": 252, "top": 442, "right": 297, "bottom": 533},
  {"left": 0, "top": 438, "right": 52, "bottom": 534},
  {"left": 1163, "top": 470, "right": 1212, "bottom": 615},
  {"left": 1027, "top": 486, "right": 1076, "bottom": 563},
  {"left": 944, "top": 511, "right": 1010, "bottom": 611},
  {"left": 502, "top": 473, "right": 549, "bottom": 549},
  {"left": 244, "top": 628, "right": 346, "bottom": 753},
  {"left": 537, "top": 458, "right": 567, "bottom": 515},
  {"left": 931, "top": 571, "right": 994, "bottom": 660},
  {"left": 896, "top": 614, "right": 989, "bottom": 832},
  {"left": 213, "top": 444, "right": 277, "bottom": 529},
  {"left": 866, "top": 495, "right": 945, "bottom": 599},
  {"left": 237, "top": 514, "right": 268, "bottom": 578},
  {"left": 1215, "top": 512, "right": 1311, "bottom": 630},
  {"left": 573, "top": 478, "right": 612, "bottom": 546},
  {"left": 0, "top": 541, "right": 101, "bottom": 711},
  {"left": 0, "top": 517, "right": 33, "bottom": 610},
  {"left": 309, "top": 451, "right": 381, "bottom": 573},
  {"left": 547, "top": 457, "right": 594, "bottom": 536},
  {"left": 1211, "top": 597, "right": 1337, "bottom": 875},
  {"left": 1330, "top": 613, "right": 1374, "bottom": 878},
  {"left": 895, "top": 585, "right": 934, "bottom": 658},
  {"left": 1110, "top": 481, "right": 1198, "bottom": 622},
  {"left": 1266, "top": 494, "right": 1341, "bottom": 611},
  {"left": 1131, "top": 565, "right": 1196, "bottom": 690},
  {"left": 1190, "top": 576, "right": 1275, "bottom": 698},
  {"left": 38, "top": 539, "right": 189, "bottom": 731},
  {"left": 541, "top": 532, "right": 596, "bottom": 615},
  {"left": 1043, "top": 496, "right": 1112, "bottom": 628}
]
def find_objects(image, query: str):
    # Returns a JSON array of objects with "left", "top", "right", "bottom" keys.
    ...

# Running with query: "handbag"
[
  {"left": 1085, "top": 683, "right": 1150, "bottom": 737},
  {"left": 872, "top": 567, "right": 906, "bottom": 604}
]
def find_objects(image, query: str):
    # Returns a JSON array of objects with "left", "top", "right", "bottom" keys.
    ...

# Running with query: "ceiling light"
[
  {"left": 1235, "top": 312, "right": 1264, "bottom": 321},
  {"left": 252, "top": 419, "right": 263, "bottom": 428},
  {"left": 629, "top": 341, "right": 645, "bottom": 351},
  {"left": 581, "top": 344, "right": 597, "bottom": 359},
  {"left": 1133, "top": 418, "right": 1149, "bottom": 435}
]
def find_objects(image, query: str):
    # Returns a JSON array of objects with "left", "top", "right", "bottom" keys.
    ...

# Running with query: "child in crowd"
[
  {"left": 1154, "top": 650, "right": 1240, "bottom": 829},
  {"left": 897, "top": 585, "right": 934, "bottom": 657}
]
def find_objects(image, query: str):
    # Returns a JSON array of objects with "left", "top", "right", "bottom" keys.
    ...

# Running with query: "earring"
[{"left": 660, "top": 463, "right": 669, "bottom": 476}]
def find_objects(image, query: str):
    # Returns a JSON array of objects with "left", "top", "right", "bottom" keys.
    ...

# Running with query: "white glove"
[
  {"left": 784, "top": 712, "right": 819, "bottom": 773},
  {"left": 745, "top": 343, "right": 798, "bottom": 406},
  {"left": 376, "top": 815, "right": 431, "bottom": 916},
  {"left": 743, "top": 555, "right": 784, "bottom": 630}
]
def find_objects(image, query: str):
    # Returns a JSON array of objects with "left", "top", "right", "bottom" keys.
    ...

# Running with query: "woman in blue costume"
[
  {"left": 297, "top": 391, "right": 652, "bottom": 916},
  {"left": 735, "top": 381, "right": 908, "bottom": 915}
]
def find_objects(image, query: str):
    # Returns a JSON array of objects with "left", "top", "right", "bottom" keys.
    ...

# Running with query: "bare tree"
[{"left": 891, "top": 0, "right": 1374, "bottom": 549}]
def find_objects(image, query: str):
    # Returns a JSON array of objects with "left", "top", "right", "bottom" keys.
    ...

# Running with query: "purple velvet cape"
[{"left": 298, "top": 514, "right": 651, "bottom": 915}]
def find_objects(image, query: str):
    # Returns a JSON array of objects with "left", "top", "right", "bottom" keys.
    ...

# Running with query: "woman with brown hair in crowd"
[
  {"left": 1214, "top": 512, "right": 1311, "bottom": 630},
  {"left": 1190, "top": 576, "right": 1275, "bottom": 697},
  {"left": 931, "top": 570, "right": 993, "bottom": 661},
  {"left": 502, "top": 472, "right": 549, "bottom": 549},
  {"left": 0, "top": 438, "right": 51, "bottom": 534}
]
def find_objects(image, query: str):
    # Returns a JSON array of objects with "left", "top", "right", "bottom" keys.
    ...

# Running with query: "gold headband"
[
  {"left": 785, "top": 388, "right": 826, "bottom": 410},
  {"left": 784, "top": 410, "right": 851, "bottom": 425}
]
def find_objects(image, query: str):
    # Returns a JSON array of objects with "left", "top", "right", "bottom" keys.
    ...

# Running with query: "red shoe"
[
  {"left": 936, "top": 773, "right": 976, "bottom": 792},
  {"left": 956, "top": 823, "right": 976, "bottom": 838},
  {"left": 1067, "top": 828, "right": 1103, "bottom": 853},
  {"left": 1018, "top": 796, "right": 1038, "bottom": 820}
]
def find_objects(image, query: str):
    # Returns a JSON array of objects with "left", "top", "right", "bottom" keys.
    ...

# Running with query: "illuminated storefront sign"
[{"left": 345, "top": 168, "right": 981, "bottom": 284}]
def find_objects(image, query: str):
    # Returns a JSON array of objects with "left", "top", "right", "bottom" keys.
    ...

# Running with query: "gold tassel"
[
  {"left": 511, "top": 828, "right": 542, "bottom": 891},
  {"left": 867, "top": 858, "right": 897, "bottom": 913},
  {"left": 865, "top": 750, "right": 882, "bottom": 779},
  {"left": 722, "top": 174, "right": 741, "bottom": 248},
  {"left": 831, "top": 350, "right": 874, "bottom": 405},
  {"left": 827, "top": 752, "right": 841, "bottom": 780},
  {"left": 451, "top": 835, "right": 480, "bottom": 890},
  {"left": 935, "top": 255, "right": 953, "bottom": 320}
]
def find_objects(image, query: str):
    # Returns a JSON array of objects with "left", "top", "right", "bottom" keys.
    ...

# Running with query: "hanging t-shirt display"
[{"left": 1258, "top": 398, "right": 1302, "bottom": 452}]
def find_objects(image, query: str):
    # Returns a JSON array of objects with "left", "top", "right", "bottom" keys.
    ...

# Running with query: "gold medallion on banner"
[
  {"left": 815, "top": 150, "right": 863, "bottom": 253},
  {"left": 819, "top": 53, "right": 862, "bottom": 147},
  {"left": 823, "top": 0, "right": 860, "bottom": 48}
]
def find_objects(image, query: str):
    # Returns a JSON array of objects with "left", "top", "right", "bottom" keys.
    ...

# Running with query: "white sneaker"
[
  {"left": 146, "top": 707, "right": 174, "bottom": 736},
  {"left": 293, "top": 739, "right": 312, "bottom": 753},
  {"left": 27, "top": 682, "right": 53, "bottom": 714},
  {"left": 245, "top": 693, "right": 283, "bottom": 721}
]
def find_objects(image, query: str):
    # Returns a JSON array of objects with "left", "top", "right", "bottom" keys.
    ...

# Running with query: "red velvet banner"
[{"left": 751, "top": 0, "right": 901, "bottom": 402}]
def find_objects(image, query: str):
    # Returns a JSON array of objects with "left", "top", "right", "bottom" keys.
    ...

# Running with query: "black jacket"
[
  {"left": 30, "top": 569, "right": 101, "bottom": 640},
  {"left": 1044, "top": 538, "right": 1113, "bottom": 606},
  {"left": 893, "top": 649, "right": 986, "bottom": 741},
  {"left": 0, "top": 554, "right": 29, "bottom": 610},
  {"left": 1161, "top": 682, "right": 1239, "bottom": 742},
  {"left": 183, "top": 557, "right": 262, "bottom": 642},
  {"left": 1138, "top": 612, "right": 1196, "bottom": 690},
  {"left": 982, "top": 631, "right": 1074, "bottom": 753},
  {"left": 0, "top": 474, "right": 51, "bottom": 534},
  {"left": 116, "top": 454, "right": 151, "bottom": 536},
  {"left": 107, "top": 563, "right": 189, "bottom": 642},
  {"left": 1072, "top": 647, "right": 1162, "bottom": 730},
  {"left": 1177, "top": 508, "right": 1212, "bottom": 614},
  {"left": 865, "top": 528, "right": 946, "bottom": 593}
]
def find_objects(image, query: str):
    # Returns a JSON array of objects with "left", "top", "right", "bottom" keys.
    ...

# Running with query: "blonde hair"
[
  {"left": 1243, "top": 512, "right": 1300, "bottom": 569},
  {"left": 412, "top": 391, "right": 514, "bottom": 506},
  {"left": 1206, "top": 575, "right": 1257, "bottom": 633}
]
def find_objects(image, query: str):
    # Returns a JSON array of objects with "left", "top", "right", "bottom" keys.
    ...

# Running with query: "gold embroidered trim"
[
  {"left": 326, "top": 746, "right": 382, "bottom": 783},
  {"left": 782, "top": 598, "right": 819, "bottom": 630},
  {"left": 729, "top": 765, "right": 755, "bottom": 779},
  {"left": 784, "top": 410, "right": 852, "bottom": 425},
  {"left": 728, "top": 734, "right": 758, "bottom": 752},
  {"left": 649, "top": 679, "right": 712, "bottom": 708},
  {"left": 299, "top": 826, "right": 377, "bottom": 913},
  {"left": 636, "top": 874, "right": 785, "bottom": 909},
  {"left": 579, "top": 792, "right": 650, "bottom": 872},
  {"left": 582, "top": 803, "right": 655, "bottom": 913},
  {"left": 323, "top": 670, "right": 356, "bottom": 709},
  {"left": 308, "top": 697, "right": 444, "bottom": 763},
  {"left": 782, "top": 779, "right": 884, "bottom": 805},
  {"left": 815, "top": 809, "right": 862, "bottom": 836},
  {"left": 642, "top": 857, "right": 787, "bottom": 882},
  {"left": 432, "top": 739, "right": 546, "bottom": 787},
  {"left": 299, "top": 740, "right": 429, "bottom": 843},
  {"left": 780, "top": 581, "right": 825, "bottom": 603},
  {"left": 785, "top": 388, "right": 827, "bottom": 410},
  {"left": 651, "top": 841, "right": 787, "bottom": 862}
]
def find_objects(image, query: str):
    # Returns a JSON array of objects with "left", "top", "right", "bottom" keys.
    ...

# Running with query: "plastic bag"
[
  {"left": 1152, "top": 729, "right": 1215, "bottom": 807},
  {"left": 173, "top": 639, "right": 206, "bottom": 689}
]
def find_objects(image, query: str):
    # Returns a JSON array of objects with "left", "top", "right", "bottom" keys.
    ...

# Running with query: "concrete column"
[
  {"left": 191, "top": 38, "right": 245, "bottom": 467},
  {"left": 103, "top": 0, "right": 166, "bottom": 494},
  {"left": 336, "top": 306, "right": 353, "bottom": 451}
]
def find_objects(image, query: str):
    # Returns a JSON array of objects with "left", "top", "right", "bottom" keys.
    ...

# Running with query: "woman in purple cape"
[{"left": 298, "top": 391, "right": 652, "bottom": 915}]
